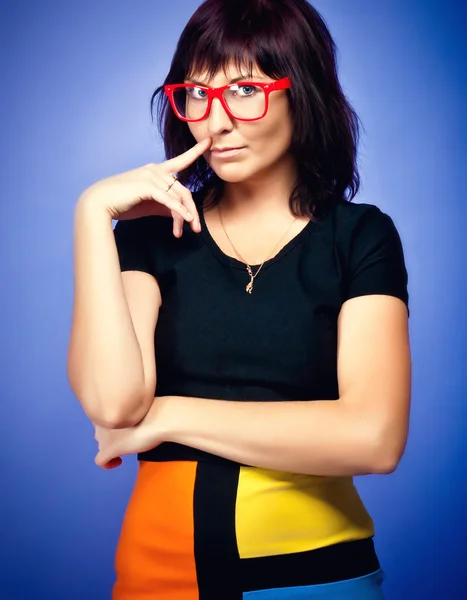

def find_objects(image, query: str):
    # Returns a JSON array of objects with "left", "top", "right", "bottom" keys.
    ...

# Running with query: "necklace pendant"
[{"left": 246, "top": 265, "right": 254, "bottom": 293}]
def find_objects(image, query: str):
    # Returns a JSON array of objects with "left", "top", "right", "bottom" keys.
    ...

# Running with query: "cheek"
[
  {"left": 249, "top": 114, "right": 293, "bottom": 159},
  {"left": 187, "top": 123, "right": 206, "bottom": 143},
  {"left": 249, "top": 96, "right": 293, "bottom": 150}
]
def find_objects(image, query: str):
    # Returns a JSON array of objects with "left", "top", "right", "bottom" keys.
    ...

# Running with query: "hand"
[
  {"left": 78, "top": 137, "right": 212, "bottom": 238},
  {"left": 93, "top": 396, "right": 172, "bottom": 469}
]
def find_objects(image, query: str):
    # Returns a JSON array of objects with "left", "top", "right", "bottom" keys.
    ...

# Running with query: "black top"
[{"left": 113, "top": 190, "right": 409, "bottom": 463}]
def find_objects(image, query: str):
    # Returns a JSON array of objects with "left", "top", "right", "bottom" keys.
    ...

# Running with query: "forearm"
[
  {"left": 161, "top": 395, "right": 388, "bottom": 477},
  {"left": 67, "top": 197, "right": 146, "bottom": 427}
]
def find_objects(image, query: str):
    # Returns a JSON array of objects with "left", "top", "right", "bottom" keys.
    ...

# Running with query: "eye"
[
  {"left": 186, "top": 86, "right": 208, "bottom": 100},
  {"left": 236, "top": 85, "right": 260, "bottom": 97}
]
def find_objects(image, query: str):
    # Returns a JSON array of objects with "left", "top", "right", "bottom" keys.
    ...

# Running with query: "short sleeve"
[
  {"left": 113, "top": 218, "right": 153, "bottom": 275},
  {"left": 344, "top": 205, "right": 410, "bottom": 316}
]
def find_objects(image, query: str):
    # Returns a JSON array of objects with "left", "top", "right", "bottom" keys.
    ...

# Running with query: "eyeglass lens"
[{"left": 172, "top": 85, "right": 267, "bottom": 120}]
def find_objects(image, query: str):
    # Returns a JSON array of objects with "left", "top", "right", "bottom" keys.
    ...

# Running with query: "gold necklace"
[{"left": 218, "top": 205, "right": 298, "bottom": 294}]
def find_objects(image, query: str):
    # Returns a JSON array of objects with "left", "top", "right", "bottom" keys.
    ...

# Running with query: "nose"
[{"left": 206, "top": 97, "right": 234, "bottom": 135}]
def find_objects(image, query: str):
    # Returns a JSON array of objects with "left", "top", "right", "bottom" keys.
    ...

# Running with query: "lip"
[{"left": 210, "top": 147, "right": 245, "bottom": 158}]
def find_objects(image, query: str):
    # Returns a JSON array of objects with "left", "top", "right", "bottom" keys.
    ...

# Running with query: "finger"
[
  {"left": 165, "top": 185, "right": 195, "bottom": 223},
  {"left": 144, "top": 165, "right": 199, "bottom": 227},
  {"left": 170, "top": 181, "right": 201, "bottom": 232},
  {"left": 151, "top": 181, "right": 194, "bottom": 222},
  {"left": 163, "top": 137, "right": 212, "bottom": 174},
  {"left": 172, "top": 212, "right": 184, "bottom": 238},
  {"left": 104, "top": 457, "right": 122, "bottom": 469},
  {"left": 95, "top": 452, "right": 121, "bottom": 469}
]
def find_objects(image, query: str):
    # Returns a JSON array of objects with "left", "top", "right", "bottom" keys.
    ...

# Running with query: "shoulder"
[
  {"left": 331, "top": 200, "right": 406, "bottom": 254},
  {"left": 330, "top": 201, "right": 409, "bottom": 314},
  {"left": 333, "top": 200, "right": 398, "bottom": 230},
  {"left": 113, "top": 216, "right": 175, "bottom": 276},
  {"left": 113, "top": 214, "right": 174, "bottom": 242}
]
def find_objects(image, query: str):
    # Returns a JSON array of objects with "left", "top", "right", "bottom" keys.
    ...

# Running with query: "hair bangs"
[
  {"left": 184, "top": 40, "right": 257, "bottom": 82},
  {"left": 182, "top": 29, "right": 286, "bottom": 83}
]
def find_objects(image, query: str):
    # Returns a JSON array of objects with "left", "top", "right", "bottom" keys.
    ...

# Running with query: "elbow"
[
  {"left": 68, "top": 365, "right": 152, "bottom": 428},
  {"left": 71, "top": 384, "right": 149, "bottom": 429},
  {"left": 90, "top": 412, "right": 141, "bottom": 430},
  {"left": 67, "top": 352, "right": 152, "bottom": 428},
  {"left": 87, "top": 399, "right": 150, "bottom": 429},
  {"left": 372, "top": 453, "right": 400, "bottom": 475},
  {"left": 370, "top": 431, "right": 407, "bottom": 475}
]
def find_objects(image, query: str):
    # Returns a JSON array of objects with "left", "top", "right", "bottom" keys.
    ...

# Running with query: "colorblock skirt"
[{"left": 112, "top": 460, "right": 386, "bottom": 600}]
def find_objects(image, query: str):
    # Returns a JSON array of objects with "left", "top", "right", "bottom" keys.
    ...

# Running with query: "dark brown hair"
[{"left": 151, "top": 0, "right": 362, "bottom": 218}]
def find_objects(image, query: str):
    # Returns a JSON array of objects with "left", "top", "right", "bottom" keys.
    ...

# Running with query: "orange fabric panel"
[{"left": 112, "top": 461, "right": 199, "bottom": 600}]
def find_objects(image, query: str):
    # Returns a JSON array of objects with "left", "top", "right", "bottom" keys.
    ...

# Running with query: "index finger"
[{"left": 163, "top": 138, "right": 212, "bottom": 174}]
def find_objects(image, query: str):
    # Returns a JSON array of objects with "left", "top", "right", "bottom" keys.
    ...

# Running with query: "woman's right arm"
[
  {"left": 66, "top": 138, "right": 212, "bottom": 427},
  {"left": 67, "top": 197, "right": 160, "bottom": 428}
]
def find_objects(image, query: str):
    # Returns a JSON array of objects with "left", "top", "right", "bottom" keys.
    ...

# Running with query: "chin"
[
  {"left": 213, "top": 171, "right": 251, "bottom": 183},
  {"left": 207, "top": 162, "right": 260, "bottom": 184}
]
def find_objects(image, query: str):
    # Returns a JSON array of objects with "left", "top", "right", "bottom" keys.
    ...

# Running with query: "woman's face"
[{"left": 186, "top": 63, "right": 294, "bottom": 184}]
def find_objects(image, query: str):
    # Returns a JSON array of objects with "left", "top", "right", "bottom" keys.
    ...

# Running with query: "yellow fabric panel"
[{"left": 235, "top": 467, "right": 375, "bottom": 559}]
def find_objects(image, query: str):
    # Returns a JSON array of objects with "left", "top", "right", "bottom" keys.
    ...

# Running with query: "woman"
[{"left": 67, "top": 0, "right": 411, "bottom": 598}]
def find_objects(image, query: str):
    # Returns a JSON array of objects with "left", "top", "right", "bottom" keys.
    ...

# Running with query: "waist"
[
  {"left": 137, "top": 446, "right": 376, "bottom": 558},
  {"left": 127, "top": 459, "right": 379, "bottom": 590},
  {"left": 139, "top": 441, "right": 247, "bottom": 465}
]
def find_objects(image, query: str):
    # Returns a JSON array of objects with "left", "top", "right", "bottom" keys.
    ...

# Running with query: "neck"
[{"left": 219, "top": 153, "right": 298, "bottom": 222}]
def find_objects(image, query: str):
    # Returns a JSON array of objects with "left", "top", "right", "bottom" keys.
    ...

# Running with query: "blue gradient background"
[{"left": 1, "top": 1, "right": 465, "bottom": 599}]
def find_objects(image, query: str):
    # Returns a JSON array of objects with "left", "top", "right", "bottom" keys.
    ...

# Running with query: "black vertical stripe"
[{"left": 193, "top": 461, "right": 242, "bottom": 600}]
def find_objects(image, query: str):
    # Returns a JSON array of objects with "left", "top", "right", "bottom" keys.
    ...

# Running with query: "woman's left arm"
[{"left": 95, "top": 294, "right": 411, "bottom": 476}]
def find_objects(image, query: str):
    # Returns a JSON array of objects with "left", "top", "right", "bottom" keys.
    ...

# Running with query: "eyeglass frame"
[{"left": 164, "top": 77, "right": 292, "bottom": 122}]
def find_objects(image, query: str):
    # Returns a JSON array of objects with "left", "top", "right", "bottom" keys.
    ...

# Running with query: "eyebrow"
[{"left": 184, "top": 75, "right": 265, "bottom": 86}]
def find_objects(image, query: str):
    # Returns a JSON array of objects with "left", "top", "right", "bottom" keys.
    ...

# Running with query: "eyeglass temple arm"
[{"left": 269, "top": 77, "right": 292, "bottom": 91}]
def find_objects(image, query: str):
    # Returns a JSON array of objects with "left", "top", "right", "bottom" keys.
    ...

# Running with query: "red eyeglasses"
[{"left": 164, "top": 77, "right": 291, "bottom": 122}]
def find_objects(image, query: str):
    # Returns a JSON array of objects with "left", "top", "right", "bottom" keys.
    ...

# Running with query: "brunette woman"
[{"left": 68, "top": 1, "right": 411, "bottom": 598}]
